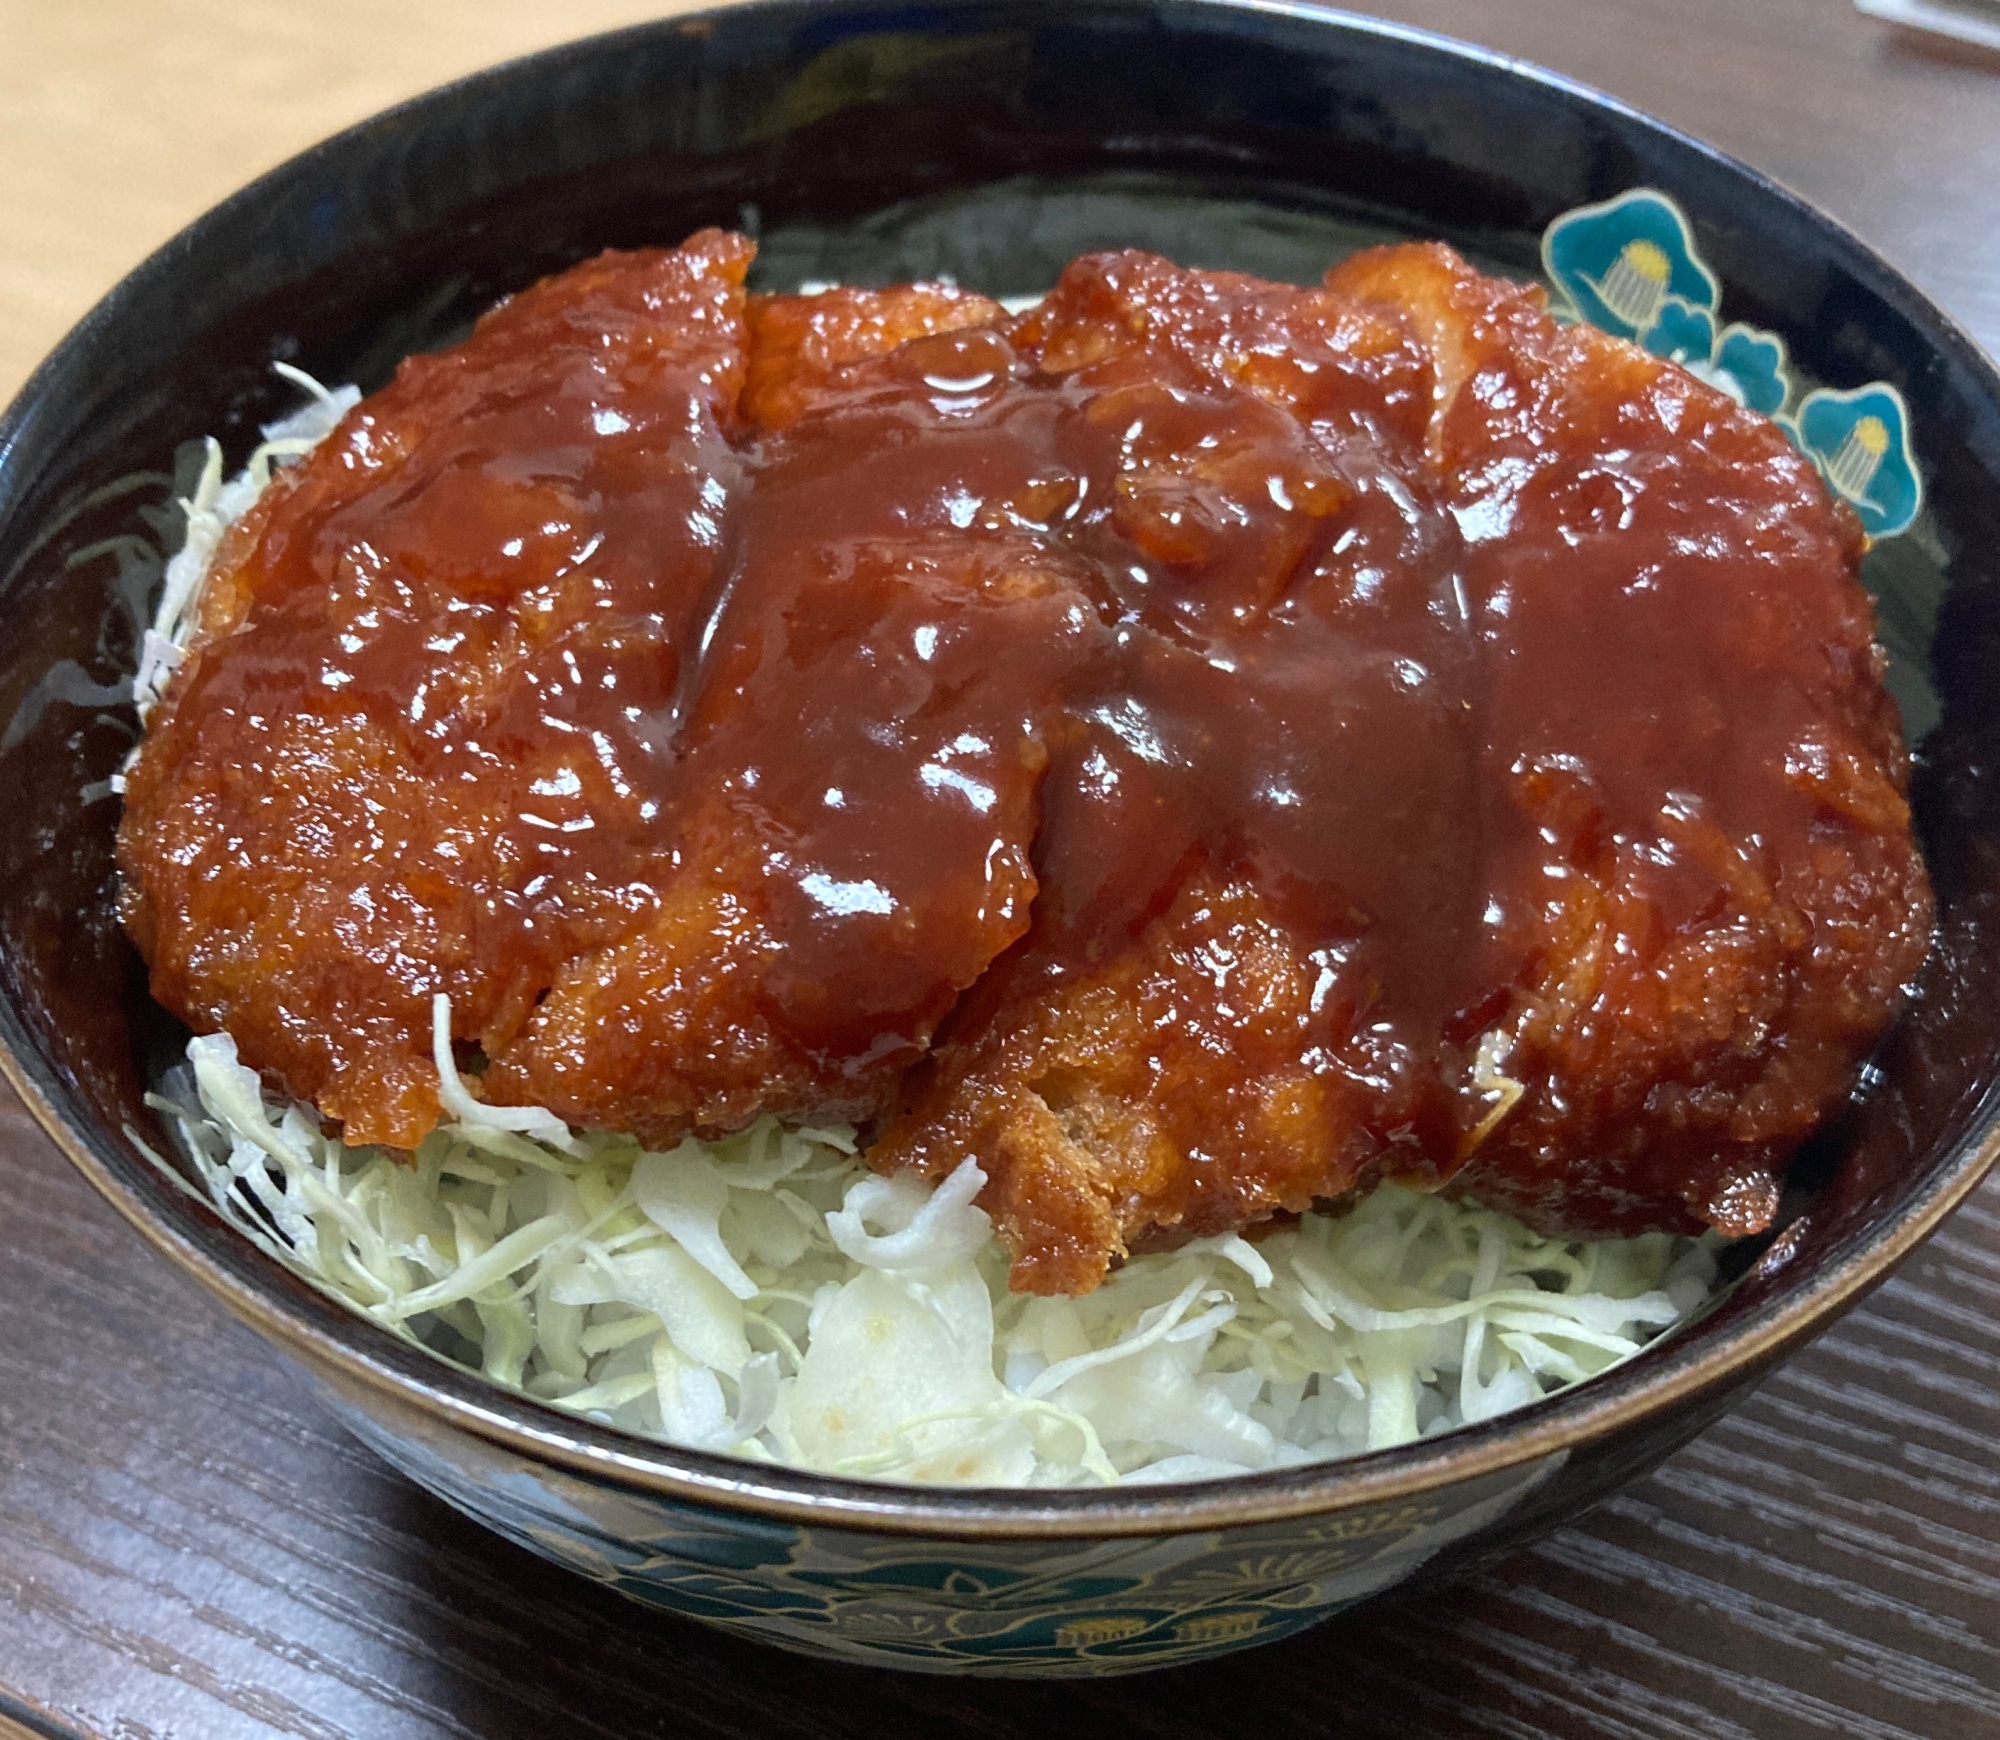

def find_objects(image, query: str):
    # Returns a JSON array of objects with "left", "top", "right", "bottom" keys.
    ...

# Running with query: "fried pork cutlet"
[
  {"left": 872, "top": 245, "right": 1931, "bottom": 1291},
  {"left": 119, "top": 241, "right": 1042, "bottom": 1149},
  {"left": 120, "top": 231, "right": 760, "bottom": 1147},
  {"left": 118, "top": 230, "right": 1932, "bottom": 1293},
  {"left": 1330, "top": 244, "right": 1932, "bottom": 1244}
]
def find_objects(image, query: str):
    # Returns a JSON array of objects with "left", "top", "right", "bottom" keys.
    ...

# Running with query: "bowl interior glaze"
[{"left": 3, "top": 0, "right": 2000, "bottom": 1541}]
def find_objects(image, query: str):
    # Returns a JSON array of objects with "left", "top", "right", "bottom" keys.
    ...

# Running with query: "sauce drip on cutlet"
[{"left": 117, "top": 232, "right": 1934, "bottom": 1293}]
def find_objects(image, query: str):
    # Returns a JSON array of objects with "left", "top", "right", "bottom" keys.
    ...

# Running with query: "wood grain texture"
[
  {"left": 2, "top": 1, "right": 1998, "bottom": 1735},
  {"left": 0, "top": 0, "right": 694, "bottom": 406}
]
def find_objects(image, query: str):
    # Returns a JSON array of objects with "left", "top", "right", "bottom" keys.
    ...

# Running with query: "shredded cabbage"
[
  {"left": 127, "top": 363, "right": 1717, "bottom": 1487},
  {"left": 144, "top": 1024, "right": 1714, "bottom": 1487}
]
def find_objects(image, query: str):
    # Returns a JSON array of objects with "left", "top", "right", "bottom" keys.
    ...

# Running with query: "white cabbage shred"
[
  {"left": 129, "top": 364, "right": 360, "bottom": 727},
  {"left": 131, "top": 366, "right": 1717, "bottom": 1487},
  {"left": 147, "top": 1015, "right": 1714, "bottom": 1487}
]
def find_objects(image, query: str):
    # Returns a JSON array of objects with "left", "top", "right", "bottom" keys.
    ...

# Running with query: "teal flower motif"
[
  {"left": 1595, "top": 284, "right": 1798, "bottom": 427},
  {"left": 1646, "top": 297, "right": 1717, "bottom": 367},
  {"left": 1713, "top": 323, "right": 1790, "bottom": 417},
  {"left": 1795, "top": 384, "right": 1923, "bottom": 539},
  {"left": 1542, "top": 186, "right": 1923, "bottom": 542},
  {"left": 1542, "top": 189, "right": 1720, "bottom": 339},
  {"left": 1642, "top": 309, "right": 1794, "bottom": 416}
]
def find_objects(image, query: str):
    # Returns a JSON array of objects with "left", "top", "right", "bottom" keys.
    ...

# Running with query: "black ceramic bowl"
[{"left": 4, "top": 0, "right": 1999, "bottom": 1679}]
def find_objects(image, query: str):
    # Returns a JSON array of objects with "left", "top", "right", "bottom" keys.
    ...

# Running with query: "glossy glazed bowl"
[{"left": 4, "top": 0, "right": 2000, "bottom": 1679}]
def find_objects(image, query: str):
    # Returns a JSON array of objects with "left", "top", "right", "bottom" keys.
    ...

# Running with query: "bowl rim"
[{"left": 7, "top": 0, "right": 2000, "bottom": 1541}]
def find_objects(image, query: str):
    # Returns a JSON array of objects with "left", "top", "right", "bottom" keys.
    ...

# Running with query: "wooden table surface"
[{"left": 3, "top": 1, "right": 1999, "bottom": 1735}]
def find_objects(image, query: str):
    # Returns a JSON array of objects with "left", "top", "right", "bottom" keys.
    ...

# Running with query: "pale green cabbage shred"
[
  {"left": 135, "top": 365, "right": 1717, "bottom": 1488},
  {"left": 148, "top": 1007, "right": 1715, "bottom": 1487}
]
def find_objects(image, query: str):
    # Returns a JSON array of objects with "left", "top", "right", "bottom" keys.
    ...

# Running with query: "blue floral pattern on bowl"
[
  {"left": 1543, "top": 189, "right": 1923, "bottom": 537},
  {"left": 313, "top": 1376, "right": 1563, "bottom": 1677},
  {"left": 1793, "top": 385, "right": 1923, "bottom": 543}
]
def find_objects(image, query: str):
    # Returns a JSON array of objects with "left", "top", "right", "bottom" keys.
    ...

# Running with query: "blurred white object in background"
[{"left": 1857, "top": 0, "right": 2000, "bottom": 53}]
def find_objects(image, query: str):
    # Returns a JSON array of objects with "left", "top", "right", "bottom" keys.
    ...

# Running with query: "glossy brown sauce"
[{"left": 118, "top": 232, "right": 1934, "bottom": 1293}]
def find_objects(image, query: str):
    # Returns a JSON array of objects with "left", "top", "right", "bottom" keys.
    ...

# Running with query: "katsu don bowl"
[{"left": 5, "top": 0, "right": 2000, "bottom": 1678}]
